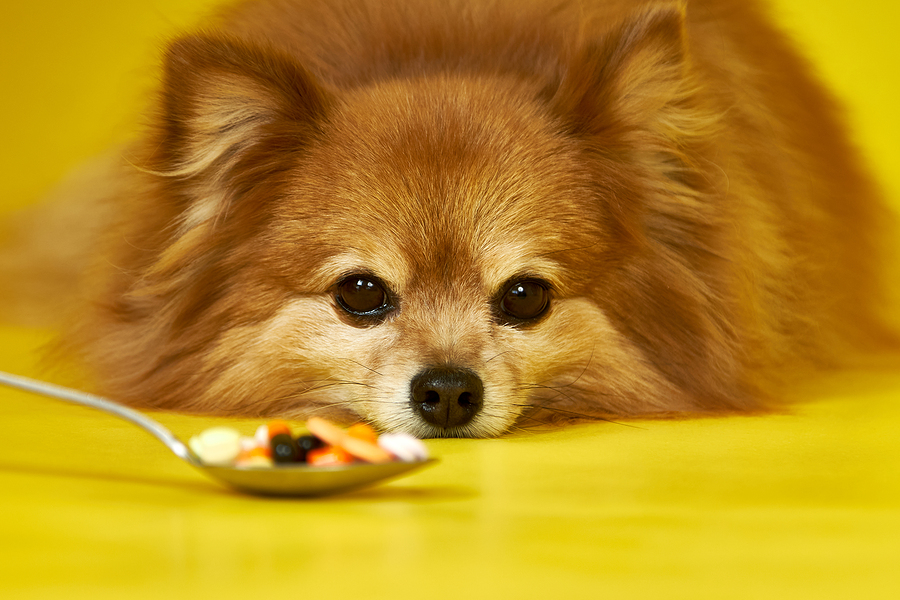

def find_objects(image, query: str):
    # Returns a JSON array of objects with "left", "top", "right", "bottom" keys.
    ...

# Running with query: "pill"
[
  {"left": 347, "top": 423, "right": 378, "bottom": 444},
  {"left": 271, "top": 433, "right": 300, "bottom": 463},
  {"left": 238, "top": 446, "right": 271, "bottom": 461},
  {"left": 189, "top": 426, "right": 242, "bottom": 466},
  {"left": 254, "top": 424, "right": 269, "bottom": 447},
  {"left": 266, "top": 420, "right": 292, "bottom": 440},
  {"left": 235, "top": 454, "right": 274, "bottom": 468},
  {"left": 295, "top": 434, "right": 324, "bottom": 462},
  {"left": 378, "top": 433, "right": 429, "bottom": 462},
  {"left": 307, "top": 445, "right": 355, "bottom": 467},
  {"left": 239, "top": 436, "right": 259, "bottom": 453},
  {"left": 307, "top": 417, "right": 393, "bottom": 463}
]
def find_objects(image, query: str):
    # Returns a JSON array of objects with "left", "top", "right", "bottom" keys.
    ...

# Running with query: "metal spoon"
[{"left": 0, "top": 371, "right": 435, "bottom": 496}]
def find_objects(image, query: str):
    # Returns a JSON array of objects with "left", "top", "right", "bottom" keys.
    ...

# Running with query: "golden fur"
[{"left": 4, "top": 0, "right": 896, "bottom": 437}]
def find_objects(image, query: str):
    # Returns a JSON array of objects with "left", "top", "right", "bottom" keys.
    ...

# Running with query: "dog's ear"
[
  {"left": 152, "top": 33, "right": 328, "bottom": 180},
  {"left": 551, "top": 2, "right": 697, "bottom": 140},
  {"left": 552, "top": 4, "right": 740, "bottom": 409},
  {"left": 548, "top": 2, "right": 717, "bottom": 244},
  {"left": 144, "top": 34, "right": 330, "bottom": 233}
]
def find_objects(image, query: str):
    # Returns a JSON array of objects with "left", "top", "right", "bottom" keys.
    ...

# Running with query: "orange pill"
[
  {"left": 347, "top": 423, "right": 378, "bottom": 444},
  {"left": 307, "top": 417, "right": 393, "bottom": 464},
  {"left": 243, "top": 446, "right": 271, "bottom": 459},
  {"left": 266, "top": 420, "right": 292, "bottom": 439},
  {"left": 307, "top": 445, "right": 355, "bottom": 466}
]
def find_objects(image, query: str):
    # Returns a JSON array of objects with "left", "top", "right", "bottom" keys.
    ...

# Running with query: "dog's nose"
[{"left": 410, "top": 367, "right": 483, "bottom": 429}]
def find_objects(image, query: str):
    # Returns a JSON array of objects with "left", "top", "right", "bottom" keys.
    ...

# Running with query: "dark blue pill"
[
  {"left": 295, "top": 434, "right": 324, "bottom": 463},
  {"left": 270, "top": 433, "right": 299, "bottom": 463}
]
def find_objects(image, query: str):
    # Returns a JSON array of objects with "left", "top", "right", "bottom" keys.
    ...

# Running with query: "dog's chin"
[
  {"left": 412, "top": 419, "right": 515, "bottom": 439},
  {"left": 364, "top": 405, "right": 522, "bottom": 439},
  {"left": 400, "top": 420, "right": 514, "bottom": 439}
]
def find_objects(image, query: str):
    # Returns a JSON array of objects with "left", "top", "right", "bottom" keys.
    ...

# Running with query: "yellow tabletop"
[
  {"left": 2, "top": 1, "right": 900, "bottom": 598},
  {"left": 2, "top": 327, "right": 900, "bottom": 599}
]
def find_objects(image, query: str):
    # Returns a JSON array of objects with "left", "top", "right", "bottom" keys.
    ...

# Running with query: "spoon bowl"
[
  {"left": 0, "top": 371, "right": 435, "bottom": 496},
  {"left": 203, "top": 460, "right": 436, "bottom": 497}
]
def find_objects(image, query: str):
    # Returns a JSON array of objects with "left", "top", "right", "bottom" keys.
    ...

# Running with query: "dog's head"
[
  {"left": 257, "top": 73, "right": 625, "bottom": 437},
  {"left": 87, "top": 4, "right": 740, "bottom": 437}
]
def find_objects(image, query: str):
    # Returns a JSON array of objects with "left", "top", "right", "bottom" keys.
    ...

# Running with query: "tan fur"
[{"left": 5, "top": 0, "right": 897, "bottom": 437}]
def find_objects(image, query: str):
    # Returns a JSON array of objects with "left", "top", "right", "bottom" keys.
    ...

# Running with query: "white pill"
[
  {"left": 239, "top": 436, "right": 258, "bottom": 452},
  {"left": 377, "top": 433, "right": 429, "bottom": 462},
  {"left": 254, "top": 424, "right": 269, "bottom": 447},
  {"left": 189, "top": 427, "right": 242, "bottom": 466}
]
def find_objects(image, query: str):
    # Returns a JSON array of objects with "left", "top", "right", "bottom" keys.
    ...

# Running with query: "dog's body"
[{"left": 14, "top": 0, "right": 895, "bottom": 437}]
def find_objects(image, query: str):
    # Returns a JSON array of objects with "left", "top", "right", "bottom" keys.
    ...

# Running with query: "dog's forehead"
[{"left": 290, "top": 75, "right": 604, "bottom": 292}]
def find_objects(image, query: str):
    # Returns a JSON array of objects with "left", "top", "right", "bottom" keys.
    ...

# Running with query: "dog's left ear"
[{"left": 550, "top": 1, "right": 695, "bottom": 139}]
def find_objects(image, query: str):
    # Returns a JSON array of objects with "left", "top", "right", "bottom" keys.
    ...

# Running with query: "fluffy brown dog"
[{"left": 16, "top": 0, "right": 895, "bottom": 437}]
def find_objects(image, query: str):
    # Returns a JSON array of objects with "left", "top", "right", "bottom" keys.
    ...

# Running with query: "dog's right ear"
[{"left": 152, "top": 34, "right": 328, "bottom": 179}]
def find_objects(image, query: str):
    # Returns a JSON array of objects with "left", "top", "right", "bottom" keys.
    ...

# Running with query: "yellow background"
[{"left": 1, "top": 1, "right": 899, "bottom": 598}]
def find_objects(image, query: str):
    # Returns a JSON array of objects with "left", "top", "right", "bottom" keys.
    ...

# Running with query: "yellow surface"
[
  {"left": 1, "top": 1, "right": 899, "bottom": 599},
  {"left": 2, "top": 325, "right": 899, "bottom": 598}
]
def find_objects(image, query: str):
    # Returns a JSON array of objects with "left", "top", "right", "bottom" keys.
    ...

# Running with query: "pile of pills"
[{"left": 188, "top": 416, "right": 429, "bottom": 468}]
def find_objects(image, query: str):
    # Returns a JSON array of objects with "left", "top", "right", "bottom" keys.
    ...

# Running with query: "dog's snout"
[{"left": 410, "top": 367, "right": 483, "bottom": 429}]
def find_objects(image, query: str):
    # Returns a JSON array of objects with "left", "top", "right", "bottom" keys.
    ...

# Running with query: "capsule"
[{"left": 270, "top": 433, "right": 300, "bottom": 464}]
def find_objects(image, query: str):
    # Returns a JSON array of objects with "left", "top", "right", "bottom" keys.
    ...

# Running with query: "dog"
[{"left": 3, "top": 0, "right": 896, "bottom": 437}]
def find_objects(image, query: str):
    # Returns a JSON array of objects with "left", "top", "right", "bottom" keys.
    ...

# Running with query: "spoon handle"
[{"left": 0, "top": 370, "right": 197, "bottom": 465}]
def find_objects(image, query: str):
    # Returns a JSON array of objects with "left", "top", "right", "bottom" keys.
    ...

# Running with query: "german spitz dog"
[{"left": 2, "top": 0, "right": 895, "bottom": 437}]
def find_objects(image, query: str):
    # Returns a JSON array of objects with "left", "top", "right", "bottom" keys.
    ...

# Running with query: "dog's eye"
[
  {"left": 336, "top": 276, "right": 390, "bottom": 316},
  {"left": 499, "top": 280, "right": 550, "bottom": 322}
]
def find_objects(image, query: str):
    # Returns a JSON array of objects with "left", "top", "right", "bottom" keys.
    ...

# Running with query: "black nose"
[{"left": 410, "top": 367, "right": 484, "bottom": 429}]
